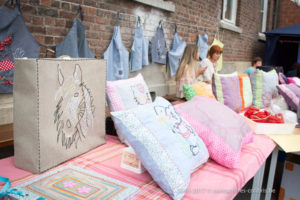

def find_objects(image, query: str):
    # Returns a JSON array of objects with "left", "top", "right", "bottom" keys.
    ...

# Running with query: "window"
[
  {"left": 222, "top": 0, "right": 238, "bottom": 25},
  {"left": 260, "top": 0, "right": 268, "bottom": 33},
  {"left": 220, "top": 0, "right": 242, "bottom": 33}
]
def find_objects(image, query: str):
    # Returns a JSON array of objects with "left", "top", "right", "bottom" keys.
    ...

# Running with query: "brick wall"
[
  {"left": 277, "top": 0, "right": 300, "bottom": 28},
  {"left": 0, "top": 0, "right": 267, "bottom": 61}
]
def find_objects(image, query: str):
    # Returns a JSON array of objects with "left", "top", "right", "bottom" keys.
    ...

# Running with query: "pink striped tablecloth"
[{"left": 0, "top": 134, "right": 275, "bottom": 200}]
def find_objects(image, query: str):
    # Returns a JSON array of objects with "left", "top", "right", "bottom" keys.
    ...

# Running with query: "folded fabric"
[
  {"left": 238, "top": 74, "right": 253, "bottom": 110},
  {"left": 183, "top": 81, "right": 215, "bottom": 101},
  {"left": 111, "top": 97, "right": 209, "bottom": 199},
  {"left": 244, "top": 107, "right": 284, "bottom": 123},
  {"left": 277, "top": 84, "right": 300, "bottom": 112},
  {"left": 212, "top": 72, "right": 242, "bottom": 112},
  {"left": 175, "top": 96, "right": 253, "bottom": 168},
  {"left": 106, "top": 73, "right": 152, "bottom": 142},
  {"left": 250, "top": 69, "right": 279, "bottom": 108}
]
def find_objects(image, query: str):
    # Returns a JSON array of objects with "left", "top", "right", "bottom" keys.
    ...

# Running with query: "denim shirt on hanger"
[
  {"left": 151, "top": 27, "right": 167, "bottom": 64},
  {"left": 0, "top": 4, "right": 40, "bottom": 93},
  {"left": 130, "top": 26, "right": 149, "bottom": 72},
  {"left": 168, "top": 33, "right": 186, "bottom": 77},
  {"left": 104, "top": 26, "right": 129, "bottom": 81},
  {"left": 56, "top": 18, "right": 94, "bottom": 58},
  {"left": 197, "top": 33, "right": 209, "bottom": 60}
]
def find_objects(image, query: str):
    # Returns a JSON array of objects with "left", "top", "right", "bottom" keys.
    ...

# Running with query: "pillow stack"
[
  {"left": 183, "top": 81, "right": 215, "bottom": 100},
  {"left": 106, "top": 73, "right": 152, "bottom": 142},
  {"left": 277, "top": 84, "right": 300, "bottom": 111},
  {"left": 111, "top": 97, "right": 209, "bottom": 199}
]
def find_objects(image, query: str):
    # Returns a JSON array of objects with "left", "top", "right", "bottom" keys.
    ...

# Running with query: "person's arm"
[{"left": 196, "top": 66, "right": 208, "bottom": 77}]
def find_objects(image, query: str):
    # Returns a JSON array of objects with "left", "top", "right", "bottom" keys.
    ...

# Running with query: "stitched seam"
[{"left": 36, "top": 59, "right": 41, "bottom": 173}]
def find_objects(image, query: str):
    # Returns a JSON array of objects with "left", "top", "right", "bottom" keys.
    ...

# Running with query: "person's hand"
[{"left": 198, "top": 66, "right": 208, "bottom": 74}]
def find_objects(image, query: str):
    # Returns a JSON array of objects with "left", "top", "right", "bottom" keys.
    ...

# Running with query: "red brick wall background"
[
  {"left": 0, "top": 0, "right": 273, "bottom": 61},
  {"left": 278, "top": 0, "right": 300, "bottom": 27}
]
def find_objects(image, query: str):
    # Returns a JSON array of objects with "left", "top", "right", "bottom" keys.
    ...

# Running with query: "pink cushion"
[
  {"left": 287, "top": 77, "right": 300, "bottom": 86},
  {"left": 175, "top": 96, "right": 253, "bottom": 168}
]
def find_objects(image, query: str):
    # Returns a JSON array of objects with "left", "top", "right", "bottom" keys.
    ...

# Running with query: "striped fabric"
[{"left": 0, "top": 135, "right": 275, "bottom": 200}]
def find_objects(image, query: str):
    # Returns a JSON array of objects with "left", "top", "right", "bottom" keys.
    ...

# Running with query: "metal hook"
[
  {"left": 77, "top": 5, "right": 84, "bottom": 21},
  {"left": 115, "top": 12, "right": 120, "bottom": 26}
]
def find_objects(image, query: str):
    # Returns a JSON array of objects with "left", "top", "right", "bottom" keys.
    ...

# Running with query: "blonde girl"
[{"left": 175, "top": 44, "right": 207, "bottom": 98}]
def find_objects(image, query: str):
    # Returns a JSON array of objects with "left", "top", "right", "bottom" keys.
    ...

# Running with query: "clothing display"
[
  {"left": 0, "top": 2, "right": 40, "bottom": 93},
  {"left": 197, "top": 33, "right": 209, "bottom": 60},
  {"left": 56, "top": 18, "right": 94, "bottom": 58},
  {"left": 168, "top": 32, "right": 186, "bottom": 77},
  {"left": 104, "top": 26, "right": 129, "bottom": 81},
  {"left": 130, "top": 25, "right": 149, "bottom": 72},
  {"left": 151, "top": 23, "right": 167, "bottom": 64}
]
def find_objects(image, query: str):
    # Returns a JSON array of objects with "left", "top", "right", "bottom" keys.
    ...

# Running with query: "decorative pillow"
[
  {"left": 175, "top": 96, "right": 253, "bottom": 168},
  {"left": 277, "top": 84, "right": 300, "bottom": 111},
  {"left": 183, "top": 81, "right": 215, "bottom": 101},
  {"left": 278, "top": 72, "right": 287, "bottom": 84},
  {"left": 238, "top": 74, "right": 253, "bottom": 110},
  {"left": 106, "top": 73, "right": 152, "bottom": 142},
  {"left": 111, "top": 97, "right": 209, "bottom": 199},
  {"left": 212, "top": 72, "right": 242, "bottom": 112},
  {"left": 287, "top": 77, "right": 300, "bottom": 87},
  {"left": 250, "top": 69, "right": 279, "bottom": 108}
]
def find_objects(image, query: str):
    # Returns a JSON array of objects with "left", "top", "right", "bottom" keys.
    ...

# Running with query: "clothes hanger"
[
  {"left": 76, "top": 5, "right": 84, "bottom": 21},
  {"left": 5, "top": 0, "right": 21, "bottom": 12},
  {"left": 115, "top": 12, "right": 120, "bottom": 26}
]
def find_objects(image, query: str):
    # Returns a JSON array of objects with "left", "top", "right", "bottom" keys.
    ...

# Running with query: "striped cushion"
[{"left": 238, "top": 74, "right": 253, "bottom": 110}]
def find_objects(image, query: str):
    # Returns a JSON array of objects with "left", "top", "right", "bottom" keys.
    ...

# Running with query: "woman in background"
[
  {"left": 175, "top": 45, "right": 207, "bottom": 98},
  {"left": 198, "top": 45, "right": 223, "bottom": 84}
]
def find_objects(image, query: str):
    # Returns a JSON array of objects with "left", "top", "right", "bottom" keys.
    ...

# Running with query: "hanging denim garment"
[
  {"left": 0, "top": 3, "right": 40, "bottom": 93},
  {"left": 130, "top": 25, "right": 149, "bottom": 72},
  {"left": 197, "top": 33, "right": 209, "bottom": 60},
  {"left": 151, "top": 23, "right": 167, "bottom": 64},
  {"left": 168, "top": 33, "right": 186, "bottom": 77},
  {"left": 104, "top": 26, "right": 129, "bottom": 81},
  {"left": 56, "top": 18, "right": 94, "bottom": 58}
]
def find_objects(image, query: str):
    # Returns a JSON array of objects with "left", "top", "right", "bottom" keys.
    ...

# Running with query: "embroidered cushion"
[
  {"left": 250, "top": 69, "right": 279, "bottom": 108},
  {"left": 183, "top": 81, "right": 215, "bottom": 101},
  {"left": 238, "top": 74, "right": 253, "bottom": 110},
  {"left": 106, "top": 73, "right": 152, "bottom": 142},
  {"left": 175, "top": 96, "right": 253, "bottom": 168},
  {"left": 277, "top": 84, "right": 300, "bottom": 112},
  {"left": 111, "top": 97, "right": 209, "bottom": 199},
  {"left": 212, "top": 72, "right": 242, "bottom": 112}
]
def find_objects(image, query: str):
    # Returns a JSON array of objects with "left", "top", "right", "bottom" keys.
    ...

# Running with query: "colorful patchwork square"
[{"left": 10, "top": 165, "right": 139, "bottom": 200}]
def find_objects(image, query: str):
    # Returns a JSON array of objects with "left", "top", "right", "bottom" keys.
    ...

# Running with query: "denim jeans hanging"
[
  {"left": 168, "top": 33, "right": 186, "bottom": 77},
  {"left": 197, "top": 33, "right": 209, "bottom": 60},
  {"left": 0, "top": 5, "right": 40, "bottom": 93},
  {"left": 130, "top": 26, "right": 149, "bottom": 72},
  {"left": 104, "top": 26, "right": 129, "bottom": 81},
  {"left": 56, "top": 18, "right": 94, "bottom": 58},
  {"left": 151, "top": 27, "right": 167, "bottom": 64}
]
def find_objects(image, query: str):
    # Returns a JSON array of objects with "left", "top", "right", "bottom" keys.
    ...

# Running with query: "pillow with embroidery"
[
  {"left": 238, "top": 74, "right": 253, "bottom": 110},
  {"left": 183, "top": 81, "right": 215, "bottom": 101},
  {"left": 106, "top": 73, "right": 152, "bottom": 143},
  {"left": 277, "top": 84, "right": 300, "bottom": 112},
  {"left": 111, "top": 97, "right": 209, "bottom": 199},
  {"left": 250, "top": 69, "right": 278, "bottom": 108},
  {"left": 212, "top": 72, "right": 242, "bottom": 112},
  {"left": 175, "top": 96, "right": 253, "bottom": 168}
]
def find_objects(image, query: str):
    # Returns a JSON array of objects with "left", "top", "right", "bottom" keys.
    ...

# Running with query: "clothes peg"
[
  {"left": 159, "top": 20, "right": 163, "bottom": 28},
  {"left": 174, "top": 23, "right": 177, "bottom": 33},
  {"left": 137, "top": 16, "right": 141, "bottom": 27},
  {"left": 204, "top": 27, "right": 208, "bottom": 33}
]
